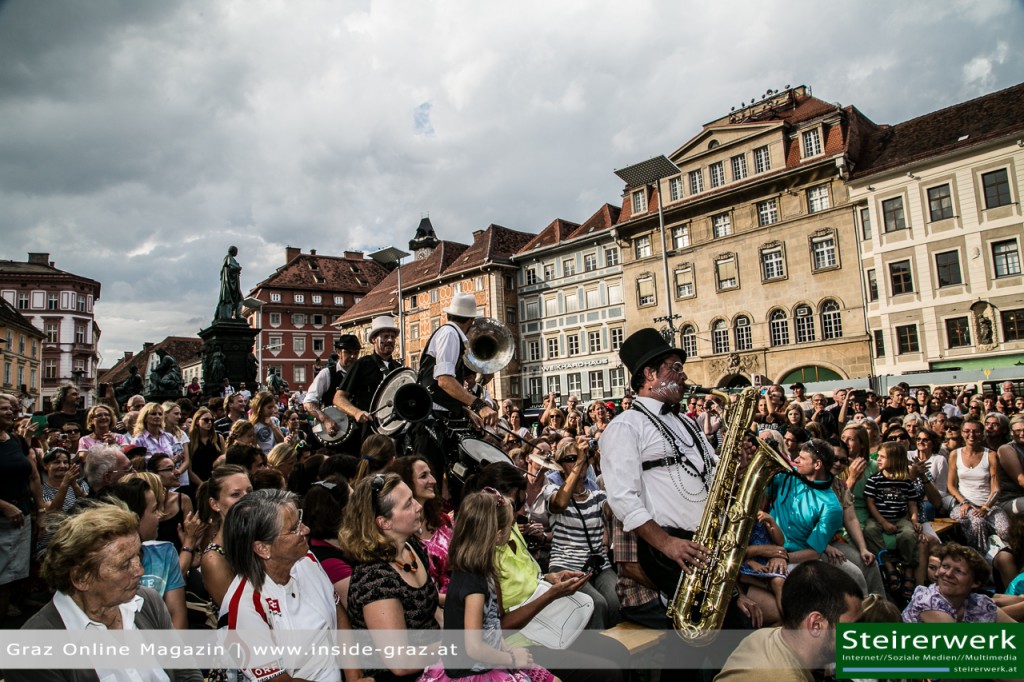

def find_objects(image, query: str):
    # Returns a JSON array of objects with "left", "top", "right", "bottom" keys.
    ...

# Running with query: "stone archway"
[{"left": 718, "top": 373, "right": 751, "bottom": 389}]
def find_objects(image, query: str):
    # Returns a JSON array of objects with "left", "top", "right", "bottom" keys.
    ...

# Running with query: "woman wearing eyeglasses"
[
  {"left": 903, "top": 543, "right": 1014, "bottom": 624},
  {"left": 909, "top": 427, "right": 950, "bottom": 520},
  {"left": 147, "top": 453, "right": 195, "bottom": 549},
  {"left": 187, "top": 406, "right": 226, "bottom": 484},
  {"left": 222, "top": 488, "right": 349, "bottom": 682},
  {"left": 341, "top": 473, "right": 441, "bottom": 682},
  {"left": 947, "top": 419, "right": 1011, "bottom": 553}
]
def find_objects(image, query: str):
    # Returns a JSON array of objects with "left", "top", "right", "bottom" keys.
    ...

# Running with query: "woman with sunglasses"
[
  {"left": 910, "top": 427, "right": 950, "bottom": 520},
  {"left": 947, "top": 419, "right": 1011, "bottom": 553},
  {"left": 187, "top": 406, "right": 226, "bottom": 484},
  {"left": 341, "top": 473, "right": 441, "bottom": 682}
]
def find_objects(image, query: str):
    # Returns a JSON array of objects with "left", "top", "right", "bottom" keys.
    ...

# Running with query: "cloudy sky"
[{"left": 2, "top": 0, "right": 1022, "bottom": 366}]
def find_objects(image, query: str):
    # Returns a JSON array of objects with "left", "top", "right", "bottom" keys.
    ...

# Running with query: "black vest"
[
  {"left": 418, "top": 323, "right": 470, "bottom": 413},
  {"left": 320, "top": 364, "right": 347, "bottom": 407}
]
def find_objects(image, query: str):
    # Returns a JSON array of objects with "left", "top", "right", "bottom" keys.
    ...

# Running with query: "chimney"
[
  {"left": 344, "top": 251, "right": 363, "bottom": 260},
  {"left": 27, "top": 252, "right": 50, "bottom": 265},
  {"left": 285, "top": 246, "right": 301, "bottom": 263},
  {"left": 123, "top": 351, "right": 134, "bottom": 360},
  {"left": 309, "top": 249, "right": 317, "bottom": 256},
  {"left": 472, "top": 229, "right": 484, "bottom": 239},
  {"left": 143, "top": 342, "right": 154, "bottom": 351}
]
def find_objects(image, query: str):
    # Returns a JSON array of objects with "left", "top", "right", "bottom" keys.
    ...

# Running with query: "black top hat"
[
  {"left": 335, "top": 334, "right": 360, "bottom": 351},
  {"left": 618, "top": 328, "right": 687, "bottom": 380}
]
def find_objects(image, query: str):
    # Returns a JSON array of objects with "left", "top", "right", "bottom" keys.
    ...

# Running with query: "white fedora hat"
[
  {"left": 444, "top": 293, "right": 480, "bottom": 318},
  {"left": 368, "top": 315, "right": 399, "bottom": 340}
]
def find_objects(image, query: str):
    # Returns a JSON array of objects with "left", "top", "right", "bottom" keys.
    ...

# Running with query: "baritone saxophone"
[{"left": 668, "top": 386, "right": 791, "bottom": 644}]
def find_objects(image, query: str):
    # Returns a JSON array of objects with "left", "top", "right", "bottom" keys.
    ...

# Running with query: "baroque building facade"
[{"left": 614, "top": 86, "right": 876, "bottom": 388}]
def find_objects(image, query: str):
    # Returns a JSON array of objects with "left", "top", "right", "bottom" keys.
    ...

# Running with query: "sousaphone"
[{"left": 371, "top": 367, "right": 433, "bottom": 436}]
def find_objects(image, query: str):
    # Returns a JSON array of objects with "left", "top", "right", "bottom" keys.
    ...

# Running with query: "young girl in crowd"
[
  {"left": 423, "top": 489, "right": 557, "bottom": 682},
  {"left": 864, "top": 442, "right": 923, "bottom": 600},
  {"left": 738, "top": 510, "right": 788, "bottom": 618}
]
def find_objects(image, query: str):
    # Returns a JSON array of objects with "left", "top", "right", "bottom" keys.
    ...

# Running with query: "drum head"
[
  {"left": 371, "top": 367, "right": 418, "bottom": 436},
  {"left": 458, "top": 438, "right": 512, "bottom": 467}
]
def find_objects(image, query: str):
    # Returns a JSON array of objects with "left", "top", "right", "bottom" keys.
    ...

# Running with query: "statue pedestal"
[{"left": 199, "top": 320, "right": 260, "bottom": 396}]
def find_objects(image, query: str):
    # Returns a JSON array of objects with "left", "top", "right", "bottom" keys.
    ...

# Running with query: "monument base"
[{"left": 198, "top": 319, "right": 260, "bottom": 397}]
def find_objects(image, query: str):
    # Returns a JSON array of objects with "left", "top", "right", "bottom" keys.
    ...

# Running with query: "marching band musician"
[
  {"left": 415, "top": 293, "right": 498, "bottom": 490},
  {"left": 332, "top": 315, "right": 404, "bottom": 454},
  {"left": 602, "top": 328, "right": 761, "bottom": 625},
  {"left": 302, "top": 333, "right": 361, "bottom": 442}
]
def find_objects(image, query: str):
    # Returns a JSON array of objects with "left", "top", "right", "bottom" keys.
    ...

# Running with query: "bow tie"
[{"left": 660, "top": 403, "right": 679, "bottom": 416}]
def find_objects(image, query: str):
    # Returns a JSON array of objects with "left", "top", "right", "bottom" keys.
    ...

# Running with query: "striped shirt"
[
  {"left": 545, "top": 485, "right": 611, "bottom": 573},
  {"left": 864, "top": 472, "right": 922, "bottom": 519}
]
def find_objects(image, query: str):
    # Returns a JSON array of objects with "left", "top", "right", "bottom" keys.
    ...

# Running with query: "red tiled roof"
[
  {"left": 99, "top": 337, "right": 205, "bottom": 385},
  {"left": 447, "top": 224, "right": 536, "bottom": 275},
  {"left": 0, "top": 298, "right": 43, "bottom": 338},
  {"left": 566, "top": 204, "right": 621, "bottom": 241},
  {"left": 517, "top": 219, "right": 580, "bottom": 253},
  {"left": 853, "top": 81, "right": 1024, "bottom": 178},
  {"left": 250, "top": 253, "right": 388, "bottom": 294}
]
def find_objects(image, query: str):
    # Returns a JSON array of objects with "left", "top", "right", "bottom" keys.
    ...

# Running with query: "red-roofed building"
[
  {"left": 0, "top": 253, "right": 102, "bottom": 410},
  {"left": 335, "top": 220, "right": 535, "bottom": 401},
  {"left": 614, "top": 85, "right": 878, "bottom": 389},
  {"left": 847, "top": 81, "right": 1024, "bottom": 385},
  {"left": 511, "top": 204, "right": 628, "bottom": 406},
  {"left": 245, "top": 248, "right": 389, "bottom": 392}
]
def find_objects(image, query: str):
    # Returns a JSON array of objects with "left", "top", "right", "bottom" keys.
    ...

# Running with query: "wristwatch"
[{"left": 470, "top": 398, "right": 488, "bottom": 412}]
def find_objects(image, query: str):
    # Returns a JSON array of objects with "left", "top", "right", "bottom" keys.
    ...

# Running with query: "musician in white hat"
[
  {"left": 415, "top": 293, "right": 498, "bottom": 490},
  {"left": 332, "top": 315, "right": 403, "bottom": 454}
]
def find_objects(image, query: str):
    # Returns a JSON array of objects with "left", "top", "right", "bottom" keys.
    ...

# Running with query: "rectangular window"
[
  {"left": 528, "top": 378, "right": 543, "bottom": 403},
  {"left": 604, "top": 247, "right": 619, "bottom": 267},
  {"left": 74, "top": 325, "right": 86, "bottom": 344},
  {"left": 294, "top": 294, "right": 305, "bottom": 303},
  {"left": 802, "top": 128, "right": 822, "bottom": 157},
  {"left": 1001, "top": 308, "right": 1024, "bottom": 342},
  {"left": 430, "top": 317, "right": 440, "bottom": 331},
  {"left": 675, "top": 267, "right": 695, "bottom": 298},
  {"left": 44, "top": 359, "right": 57, "bottom": 379},
  {"left": 5, "top": 362, "right": 11, "bottom": 386},
  {"left": 669, "top": 177, "right": 684, "bottom": 202},
  {"left": 945, "top": 317, "right": 972, "bottom": 348},
  {"left": 562, "top": 258, "right": 576, "bottom": 277},
  {"left": 896, "top": 324, "right": 920, "bottom": 354},
  {"left": 545, "top": 297, "right": 558, "bottom": 317},
  {"left": 867, "top": 269, "right": 878, "bottom": 301},
  {"left": 527, "top": 340, "right": 541, "bottom": 362},
  {"left": 927, "top": 184, "right": 954, "bottom": 221},
  {"left": 712, "top": 213, "right": 732, "bottom": 238},
  {"left": 882, "top": 197, "right": 907, "bottom": 232},
  {"left": 712, "top": 323, "right": 729, "bottom": 354},
  {"left": 567, "top": 335, "right": 580, "bottom": 356},
  {"left": 607, "top": 283, "right": 622, "bottom": 304},
  {"left": 889, "top": 260, "right": 914, "bottom": 295},
  {"left": 431, "top": 289, "right": 439, "bottom": 303},
  {"left": 688, "top": 169, "right": 704, "bottom": 195},
  {"left": 610, "top": 367, "right": 625, "bottom": 392},
  {"left": 311, "top": 295, "right": 322, "bottom": 305},
  {"left": 547, "top": 376, "right": 561, "bottom": 396},
  {"left": 544, "top": 264, "right": 555, "bottom": 280},
  {"left": 334, "top": 295, "right": 344, "bottom": 305},
  {"left": 293, "top": 336, "right": 305, "bottom": 354},
  {"left": 715, "top": 256, "right": 739, "bottom": 290},
  {"left": 475, "top": 276, "right": 484, "bottom": 290},
  {"left": 312, "top": 337, "right": 325, "bottom": 353},
  {"left": 567, "top": 373, "right": 582, "bottom": 394},
  {"left": 584, "top": 253, "right": 598, "bottom": 272},
  {"left": 525, "top": 299, "right": 539, "bottom": 320},
  {"left": 671, "top": 225, "right": 690, "bottom": 249},
  {"left": 682, "top": 328, "right": 698, "bottom": 358},
  {"left": 873, "top": 329, "right": 886, "bottom": 358},
  {"left": 408, "top": 294, "right": 419, "bottom": 309},
  {"left": 637, "top": 276, "right": 655, "bottom": 306},
  {"left": 753, "top": 146, "right": 771, "bottom": 173},
  {"left": 935, "top": 251, "right": 962, "bottom": 287},
  {"left": 807, "top": 185, "right": 830, "bottom": 213},
  {"left": 982, "top": 168, "right": 1011, "bottom": 209},
  {"left": 811, "top": 235, "right": 837, "bottom": 270},
  {"left": 588, "top": 331, "right": 602, "bottom": 354},
  {"left": 565, "top": 292, "right": 579, "bottom": 312},
  {"left": 992, "top": 239, "right": 1022, "bottom": 278},
  {"left": 757, "top": 199, "right": 778, "bottom": 226},
  {"left": 610, "top": 328, "right": 624, "bottom": 351},
  {"left": 795, "top": 306, "right": 815, "bottom": 343},
  {"left": 735, "top": 319, "right": 752, "bottom": 351},
  {"left": 16, "top": 293, "right": 28, "bottom": 310},
  {"left": 547, "top": 338, "right": 559, "bottom": 359},
  {"left": 47, "top": 293, "right": 58, "bottom": 310},
  {"left": 45, "top": 321, "right": 58, "bottom": 344},
  {"left": 293, "top": 366, "right": 306, "bottom": 384},
  {"left": 589, "top": 370, "right": 604, "bottom": 394},
  {"left": 409, "top": 323, "right": 420, "bottom": 340},
  {"left": 709, "top": 162, "right": 725, "bottom": 188},
  {"left": 860, "top": 207, "right": 872, "bottom": 240},
  {"left": 731, "top": 154, "right": 747, "bottom": 181},
  {"left": 634, "top": 236, "right": 652, "bottom": 259},
  {"left": 585, "top": 288, "right": 601, "bottom": 309},
  {"left": 452, "top": 281, "right": 462, "bottom": 294},
  {"left": 632, "top": 190, "right": 647, "bottom": 213},
  {"left": 310, "top": 314, "right": 324, "bottom": 327},
  {"left": 761, "top": 247, "right": 785, "bottom": 280},
  {"left": 291, "top": 313, "right": 307, "bottom": 326},
  {"left": 269, "top": 312, "right": 282, "bottom": 326},
  {"left": 526, "top": 269, "right": 538, "bottom": 286},
  {"left": 505, "top": 307, "right": 516, "bottom": 324}
]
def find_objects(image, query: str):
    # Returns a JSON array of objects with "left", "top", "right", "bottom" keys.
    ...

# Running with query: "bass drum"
[
  {"left": 451, "top": 437, "right": 512, "bottom": 483},
  {"left": 371, "top": 367, "right": 430, "bottom": 437}
]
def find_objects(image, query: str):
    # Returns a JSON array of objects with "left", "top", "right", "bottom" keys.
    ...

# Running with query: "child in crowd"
[
  {"left": 738, "top": 510, "right": 788, "bottom": 617},
  {"left": 864, "top": 442, "right": 923, "bottom": 600}
]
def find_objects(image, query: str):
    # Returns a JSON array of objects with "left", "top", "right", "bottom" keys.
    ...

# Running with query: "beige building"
[
  {"left": 510, "top": 204, "right": 627, "bottom": 406},
  {"left": 848, "top": 82, "right": 1024, "bottom": 386},
  {"left": 0, "top": 297, "right": 44, "bottom": 411},
  {"left": 614, "top": 86, "right": 876, "bottom": 388}
]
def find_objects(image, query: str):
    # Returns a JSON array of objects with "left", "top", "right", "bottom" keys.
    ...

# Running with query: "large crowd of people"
[{"left": 1, "top": 315, "right": 1022, "bottom": 682}]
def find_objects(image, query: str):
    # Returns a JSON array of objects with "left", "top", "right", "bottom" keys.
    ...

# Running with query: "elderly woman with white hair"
[{"left": 220, "top": 488, "right": 356, "bottom": 682}]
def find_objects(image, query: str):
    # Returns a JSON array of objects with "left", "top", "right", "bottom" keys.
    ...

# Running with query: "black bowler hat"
[
  {"left": 335, "top": 334, "right": 360, "bottom": 351},
  {"left": 618, "top": 328, "right": 687, "bottom": 380}
]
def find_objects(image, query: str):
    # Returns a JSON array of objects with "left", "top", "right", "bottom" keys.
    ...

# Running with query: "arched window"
[
  {"left": 734, "top": 316, "right": 752, "bottom": 351},
  {"left": 769, "top": 309, "right": 790, "bottom": 347},
  {"left": 712, "top": 320, "right": 730, "bottom": 354},
  {"left": 795, "top": 304, "right": 815, "bottom": 343},
  {"left": 821, "top": 300, "right": 843, "bottom": 340},
  {"left": 681, "top": 325, "right": 697, "bottom": 359}
]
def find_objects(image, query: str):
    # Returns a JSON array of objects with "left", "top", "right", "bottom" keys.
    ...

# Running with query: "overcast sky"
[{"left": 1, "top": 0, "right": 1022, "bottom": 367}]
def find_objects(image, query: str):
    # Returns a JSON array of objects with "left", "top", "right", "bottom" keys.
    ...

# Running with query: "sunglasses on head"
[{"left": 370, "top": 474, "right": 386, "bottom": 516}]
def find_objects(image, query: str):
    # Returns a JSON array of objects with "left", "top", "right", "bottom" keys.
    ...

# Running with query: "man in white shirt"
[
  {"left": 237, "top": 381, "right": 252, "bottom": 404},
  {"left": 303, "top": 334, "right": 361, "bottom": 441}
]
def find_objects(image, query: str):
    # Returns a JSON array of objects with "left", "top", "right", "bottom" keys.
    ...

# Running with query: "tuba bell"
[{"left": 464, "top": 317, "right": 514, "bottom": 375}]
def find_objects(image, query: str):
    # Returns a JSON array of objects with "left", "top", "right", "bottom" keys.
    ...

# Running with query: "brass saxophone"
[{"left": 668, "top": 386, "right": 792, "bottom": 644}]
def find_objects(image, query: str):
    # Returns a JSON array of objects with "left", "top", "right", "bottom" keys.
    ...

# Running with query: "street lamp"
[
  {"left": 369, "top": 246, "right": 411, "bottom": 359},
  {"left": 614, "top": 155, "right": 682, "bottom": 339}
]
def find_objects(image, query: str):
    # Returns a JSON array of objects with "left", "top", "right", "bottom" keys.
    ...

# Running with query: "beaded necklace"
[{"left": 633, "top": 400, "right": 715, "bottom": 499}]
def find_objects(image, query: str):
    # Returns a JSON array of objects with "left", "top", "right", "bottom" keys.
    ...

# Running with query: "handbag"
[{"left": 510, "top": 579, "right": 593, "bottom": 649}]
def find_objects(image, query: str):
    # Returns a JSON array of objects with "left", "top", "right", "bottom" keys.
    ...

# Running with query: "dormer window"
[
  {"left": 631, "top": 189, "right": 647, "bottom": 213},
  {"left": 802, "top": 128, "right": 822, "bottom": 157}
]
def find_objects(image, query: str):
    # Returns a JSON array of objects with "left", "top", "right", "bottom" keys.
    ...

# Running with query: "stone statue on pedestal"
[{"left": 216, "top": 245, "right": 243, "bottom": 321}]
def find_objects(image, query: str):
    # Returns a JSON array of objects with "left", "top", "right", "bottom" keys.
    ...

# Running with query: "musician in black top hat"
[{"left": 303, "top": 333, "right": 361, "bottom": 439}]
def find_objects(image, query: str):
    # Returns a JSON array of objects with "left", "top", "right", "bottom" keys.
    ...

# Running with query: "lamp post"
[
  {"left": 614, "top": 155, "right": 682, "bottom": 340},
  {"left": 369, "top": 246, "right": 411, "bottom": 359}
]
